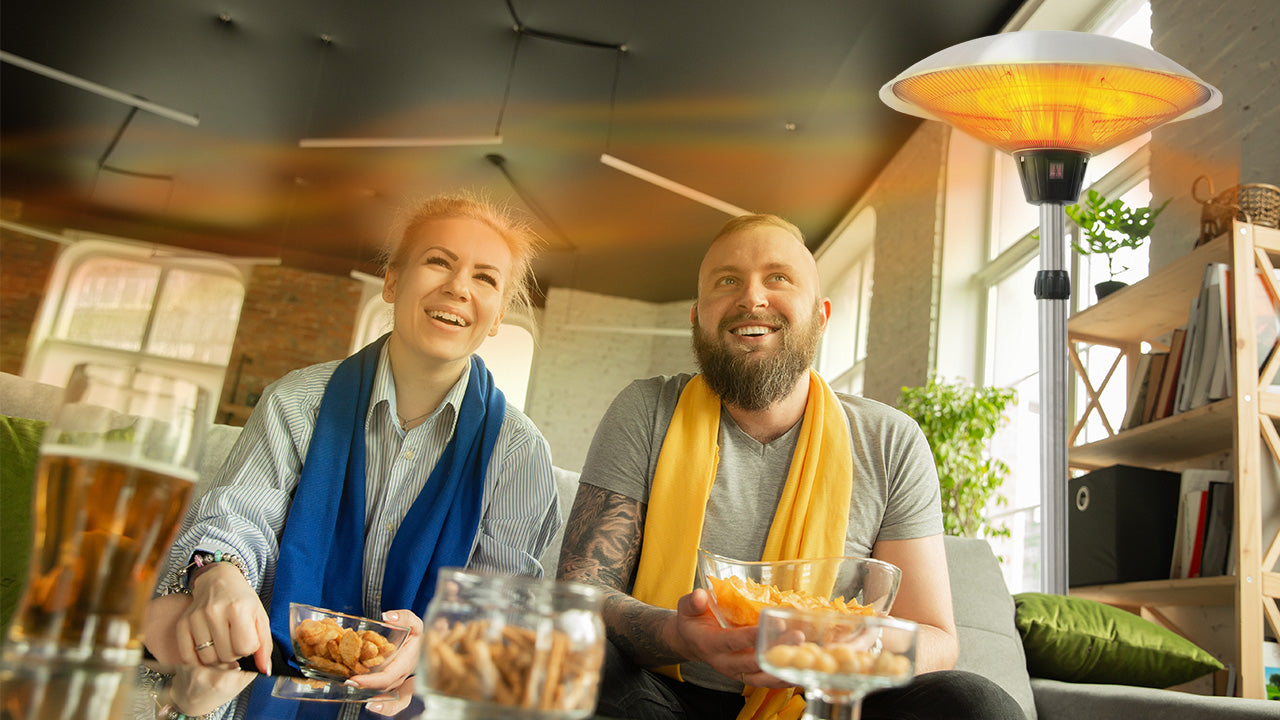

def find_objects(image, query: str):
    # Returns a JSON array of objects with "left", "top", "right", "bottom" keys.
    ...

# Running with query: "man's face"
[{"left": 691, "top": 224, "right": 830, "bottom": 410}]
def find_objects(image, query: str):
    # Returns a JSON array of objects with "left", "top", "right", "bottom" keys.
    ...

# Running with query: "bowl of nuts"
[
  {"left": 289, "top": 602, "right": 410, "bottom": 681},
  {"left": 422, "top": 569, "right": 606, "bottom": 718}
]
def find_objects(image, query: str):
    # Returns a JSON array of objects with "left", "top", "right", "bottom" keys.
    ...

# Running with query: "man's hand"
[
  {"left": 176, "top": 563, "right": 273, "bottom": 674},
  {"left": 668, "top": 589, "right": 789, "bottom": 688}
]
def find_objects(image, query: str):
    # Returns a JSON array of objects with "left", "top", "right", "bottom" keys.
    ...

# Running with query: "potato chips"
[{"left": 707, "top": 575, "right": 875, "bottom": 626}]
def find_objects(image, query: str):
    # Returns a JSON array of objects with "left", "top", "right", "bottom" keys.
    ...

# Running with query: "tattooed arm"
[{"left": 556, "top": 484, "right": 761, "bottom": 679}]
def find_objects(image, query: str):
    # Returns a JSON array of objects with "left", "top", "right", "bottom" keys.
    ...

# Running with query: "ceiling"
[{"left": 0, "top": 0, "right": 1021, "bottom": 304}]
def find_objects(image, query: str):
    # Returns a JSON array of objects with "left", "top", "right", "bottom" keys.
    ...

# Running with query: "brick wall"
[
  {"left": 1149, "top": 0, "right": 1280, "bottom": 269},
  {"left": 860, "top": 122, "right": 949, "bottom": 405},
  {"left": 219, "top": 265, "right": 362, "bottom": 418},
  {"left": 0, "top": 230, "right": 58, "bottom": 375}
]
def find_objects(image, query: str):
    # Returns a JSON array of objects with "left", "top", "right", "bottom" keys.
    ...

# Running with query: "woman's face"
[{"left": 382, "top": 216, "right": 514, "bottom": 367}]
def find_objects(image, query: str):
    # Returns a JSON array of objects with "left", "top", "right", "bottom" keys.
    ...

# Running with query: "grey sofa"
[{"left": 2, "top": 371, "right": 1274, "bottom": 718}]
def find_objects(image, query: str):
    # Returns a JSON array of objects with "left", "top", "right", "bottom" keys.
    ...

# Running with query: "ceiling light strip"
[
  {"left": 0, "top": 51, "right": 199, "bottom": 127},
  {"left": 299, "top": 136, "right": 503, "bottom": 149},
  {"left": 600, "top": 154, "right": 750, "bottom": 217}
]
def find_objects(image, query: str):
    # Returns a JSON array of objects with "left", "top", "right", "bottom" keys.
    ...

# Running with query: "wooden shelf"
[
  {"left": 1068, "top": 399, "right": 1235, "bottom": 471},
  {"left": 1063, "top": 220, "right": 1280, "bottom": 700},
  {"left": 1071, "top": 575, "right": 1236, "bottom": 607}
]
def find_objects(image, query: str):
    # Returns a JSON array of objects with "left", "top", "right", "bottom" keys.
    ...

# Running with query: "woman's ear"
[
  {"left": 488, "top": 310, "right": 506, "bottom": 337},
  {"left": 382, "top": 272, "right": 397, "bottom": 304}
]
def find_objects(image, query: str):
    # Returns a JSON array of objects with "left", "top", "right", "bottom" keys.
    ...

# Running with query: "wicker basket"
[{"left": 1194, "top": 175, "right": 1280, "bottom": 247}]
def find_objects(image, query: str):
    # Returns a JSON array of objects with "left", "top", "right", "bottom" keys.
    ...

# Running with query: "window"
[
  {"left": 28, "top": 239, "right": 246, "bottom": 395},
  {"left": 818, "top": 209, "right": 876, "bottom": 396},
  {"left": 351, "top": 285, "right": 537, "bottom": 411},
  {"left": 977, "top": 1, "right": 1155, "bottom": 593}
]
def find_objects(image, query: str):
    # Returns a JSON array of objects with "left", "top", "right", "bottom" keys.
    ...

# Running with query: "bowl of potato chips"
[
  {"left": 422, "top": 569, "right": 606, "bottom": 719},
  {"left": 695, "top": 549, "right": 901, "bottom": 628},
  {"left": 289, "top": 602, "right": 409, "bottom": 681}
]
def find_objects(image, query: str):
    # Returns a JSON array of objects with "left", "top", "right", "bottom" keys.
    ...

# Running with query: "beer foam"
[{"left": 41, "top": 445, "right": 199, "bottom": 483}]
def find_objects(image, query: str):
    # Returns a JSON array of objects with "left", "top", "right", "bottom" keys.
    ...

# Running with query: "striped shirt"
[{"left": 160, "top": 344, "right": 560, "bottom": 617}]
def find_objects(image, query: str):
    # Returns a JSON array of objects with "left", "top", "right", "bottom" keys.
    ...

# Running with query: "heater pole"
[{"left": 1037, "top": 202, "right": 1071, "bottom": 596}]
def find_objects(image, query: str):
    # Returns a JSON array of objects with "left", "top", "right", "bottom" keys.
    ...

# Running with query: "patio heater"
[{"left": 880, "top": 31, "right": 1220, "bottom": 594}]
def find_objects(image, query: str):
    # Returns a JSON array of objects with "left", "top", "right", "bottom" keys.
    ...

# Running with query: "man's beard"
[{"left": 692, "top": 305, "right": 823, "bottom": 411}]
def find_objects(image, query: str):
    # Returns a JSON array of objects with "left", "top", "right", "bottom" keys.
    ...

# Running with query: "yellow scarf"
[{"left": 630, "top": 370, "right": 853, "bottom": 720}]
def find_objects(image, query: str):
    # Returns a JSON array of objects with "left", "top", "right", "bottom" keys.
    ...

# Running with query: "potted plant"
[
  {"left": 1066, "top": 189, "right": 1171, "bottom": 299},
  {"left": 897, "top": 377, "right": 1017, "bottom": 540}
]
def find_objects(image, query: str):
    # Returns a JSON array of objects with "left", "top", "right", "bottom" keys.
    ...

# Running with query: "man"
[{"left": 557, "top": 214, "right": 1022, "bottom": 719}]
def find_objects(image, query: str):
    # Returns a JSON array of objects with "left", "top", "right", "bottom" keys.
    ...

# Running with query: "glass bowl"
[
  {"left": 288, "top": 602, "right": 410, "bottom": 681},
  {"left": 421, "top": 568, "right": 606, "bottom": 719},
  {"left": 757, "top": 607, "right": 918, "bottom": 715},
  {"left": 695, "top": 549, "right": 902, "bottom": 628}
]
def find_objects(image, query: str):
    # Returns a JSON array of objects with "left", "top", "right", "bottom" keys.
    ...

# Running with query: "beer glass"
[{"left": 2, "top": 364, "right": 210, "bottom": 669}]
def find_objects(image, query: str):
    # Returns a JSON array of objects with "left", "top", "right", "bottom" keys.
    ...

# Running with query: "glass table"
[{"left": 0, "top": 659, "right": 621, "bottom": 720}]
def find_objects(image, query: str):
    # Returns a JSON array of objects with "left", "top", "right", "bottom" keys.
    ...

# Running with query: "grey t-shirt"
[{"left": 578, "top": 373, "right": 942, "bottom": 691}]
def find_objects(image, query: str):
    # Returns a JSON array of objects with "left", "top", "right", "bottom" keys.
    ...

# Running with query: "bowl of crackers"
[
  {"left": 695, "top": 549, "right": 901, "bottom": 628},
  {"left": 422, "top": 569, "right": 606, "bottom": 718},
  {"left": 289, "top": 602, "right": 410, "bottom": 681}
]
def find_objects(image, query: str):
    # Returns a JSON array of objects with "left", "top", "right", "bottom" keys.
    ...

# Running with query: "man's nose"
[{"left": 735, "top": 278, "right": 768, "bottom": 310}]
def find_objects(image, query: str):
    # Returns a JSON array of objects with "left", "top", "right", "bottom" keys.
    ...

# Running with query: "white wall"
[{"left": 525, "top": 287, "right": 694, "bottom": 471}]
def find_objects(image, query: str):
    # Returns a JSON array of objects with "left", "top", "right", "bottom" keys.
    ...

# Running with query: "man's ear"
[
  {"left": 817, "top": 297, "right": 832, "bottom": 331},
  {"left": 689, "top": 303, "right": 698, "bottom": 327}
]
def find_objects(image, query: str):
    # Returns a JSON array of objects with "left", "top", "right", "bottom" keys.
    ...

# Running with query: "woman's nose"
[{"left": 443, "top": 271, "right": 470, "bottom": 299}]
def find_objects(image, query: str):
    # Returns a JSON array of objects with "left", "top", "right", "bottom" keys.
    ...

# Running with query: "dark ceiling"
[{"left": 1, "top": 0, "right": 1021, "bottom": 303}]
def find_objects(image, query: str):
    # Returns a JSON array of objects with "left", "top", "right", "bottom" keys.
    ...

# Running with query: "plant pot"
[{"left": 1095, "top": 280, "right": 1128, "bottom": 300}]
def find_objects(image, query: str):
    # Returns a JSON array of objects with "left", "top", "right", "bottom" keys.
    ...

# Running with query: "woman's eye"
[
  {"left": 426, "top": 256, "right": 450, "bottom": 268},
  {"left": 476, "top": 273, "right": 499, "bottom": 288}
]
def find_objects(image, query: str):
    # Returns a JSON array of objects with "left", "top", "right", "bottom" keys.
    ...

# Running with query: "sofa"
[{"left": 2, "top": 370, "right": 1275, "bottom": 719}]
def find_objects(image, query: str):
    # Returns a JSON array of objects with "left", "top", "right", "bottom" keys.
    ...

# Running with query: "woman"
[{"left": 144, "top": 194, "right": 559, "bottom": 692}]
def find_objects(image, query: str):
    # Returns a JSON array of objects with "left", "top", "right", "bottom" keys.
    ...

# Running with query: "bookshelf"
[{"left": 1067, "top": 219, "right": 1280, "bottom": 700}]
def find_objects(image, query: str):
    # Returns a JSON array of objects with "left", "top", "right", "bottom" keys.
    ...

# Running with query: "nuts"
[
  {"left": 292, "top": 617, "right": 398, "bottom": 678},
  {"left": 425, "top": 618, "right": 603, "bottom": 711},
  {"left": 763, "top": 641, "right": 911, "bottom": 679}
]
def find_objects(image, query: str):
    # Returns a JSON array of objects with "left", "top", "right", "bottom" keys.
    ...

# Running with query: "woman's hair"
[
  {"left": 381, "top": 193, "right": 542, "bottom": 321},
  {"left": 711, "top": 213, "right": 806, "bottom": 246}
]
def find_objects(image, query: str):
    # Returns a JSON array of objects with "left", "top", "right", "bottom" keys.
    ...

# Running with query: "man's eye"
[
  {"left": 769, "top": 273, "right": 789, "bottom": 283},
  {"left": 717, "top": 277, "right": 737, "bottom": 286}
]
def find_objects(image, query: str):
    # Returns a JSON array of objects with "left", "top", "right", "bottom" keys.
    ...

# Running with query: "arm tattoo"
[{"left": 556, "top": 484, "right": 685, "bottom": 667}]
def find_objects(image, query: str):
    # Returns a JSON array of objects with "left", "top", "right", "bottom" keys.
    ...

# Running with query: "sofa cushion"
[
  {"left": 945, "top": 536, "right": 1037, "bottom": 719},
  {"left": 0, "top": 415, "right": 46, "bottom": 636},
  {"left": 1013, "top": 592, "right": 1223, "bottom": 688}
]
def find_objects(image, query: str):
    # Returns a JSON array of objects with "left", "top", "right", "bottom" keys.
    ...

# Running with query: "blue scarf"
[{"left": 265, "top": 334, "right": 507, "bottom": 652}]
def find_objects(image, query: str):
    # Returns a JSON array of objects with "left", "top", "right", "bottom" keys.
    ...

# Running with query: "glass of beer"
[{"left": 3, "top": 364, "right": 211, "bottom": 669}]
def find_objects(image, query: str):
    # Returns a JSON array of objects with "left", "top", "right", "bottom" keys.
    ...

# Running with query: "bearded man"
[{"left": 557, "top": 214, "right": 1022, "bottom": 720}]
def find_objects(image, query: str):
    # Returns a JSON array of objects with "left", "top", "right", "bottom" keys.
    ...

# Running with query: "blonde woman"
[{"left": 144, "top": 194, "right": 558, "bottom": 695}]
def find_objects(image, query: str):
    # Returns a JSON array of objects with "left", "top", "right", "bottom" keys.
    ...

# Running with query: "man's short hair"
[{"left": 711, "top": 214, "right": 806, "bottom": 247}]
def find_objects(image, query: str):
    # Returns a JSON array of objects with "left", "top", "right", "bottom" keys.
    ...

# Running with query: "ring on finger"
[{"left": 195, "top": 640, "right": 215, "bottom": 651}]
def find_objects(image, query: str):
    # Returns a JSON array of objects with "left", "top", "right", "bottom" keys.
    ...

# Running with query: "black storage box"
[{"left": 1068, "top": 464, "right": 1181, "bottom": 587}]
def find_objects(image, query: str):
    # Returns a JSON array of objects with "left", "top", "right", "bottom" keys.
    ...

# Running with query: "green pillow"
[
  {"left": 0, "top": 415, "right": 46, "bottom": 638},
  {"left": 1013, "top": 592, "right": 1223, "bottom": 687}
]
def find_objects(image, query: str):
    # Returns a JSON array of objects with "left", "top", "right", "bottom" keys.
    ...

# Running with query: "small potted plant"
[{"left": 1067, "top": 188, "right": 1171, "bottom": 300}]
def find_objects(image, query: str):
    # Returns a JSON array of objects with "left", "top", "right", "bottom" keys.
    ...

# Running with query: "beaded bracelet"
[{"left": 157, "top": 551, "right": 248, "bottom": 596}]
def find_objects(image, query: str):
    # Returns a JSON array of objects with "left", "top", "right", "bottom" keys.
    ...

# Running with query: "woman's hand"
[
  {"left": 167, "top": 665, "right": 256, "bottom": 716},
  {"left": 364, "top": 674, "right": 418, "bottom": 717},
  {"left": 175, "top": 563, "right": 273, "bottom": 674},
  {"left": 346, "top": 609, "right": 423, "bottom": 692}
]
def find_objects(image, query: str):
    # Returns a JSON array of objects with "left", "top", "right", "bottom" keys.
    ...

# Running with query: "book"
[
  {"left": 1208, "top": 265, "right": 1234, "bottom": 401},
  {"left": 1189, "top": 263, "right": 1227, "bottom": 408},
  {"left": 1121, "top": 353, "right": 1154, "bottom": 431},
  {"left": 1153, "top": 328, "right": 1187, "bottom": 420},
  {"left": 1141, "top": 352, "right": 1169, "bottom": 424},
  {"left": 1174, "top": 294, "right": 1203, "bottom": 414},
  {"left": 1199, "top": 480, "right": 1234, "bottom": 577},
  {"left": 1185, "top": 490, "right": 1209, "bottom": 578},
  {"left": 1169, "top": 468, "right": 1231, "bottom": 578}
]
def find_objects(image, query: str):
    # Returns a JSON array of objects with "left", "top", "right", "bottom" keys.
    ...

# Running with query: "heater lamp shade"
[{"left": 879, "top": 31, "right": 1221, "bottom": 155}]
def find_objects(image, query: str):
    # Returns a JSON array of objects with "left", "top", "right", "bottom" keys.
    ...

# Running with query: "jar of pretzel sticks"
[{"left": 422, "top": 568, "right": 606, "bottom": 718}]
